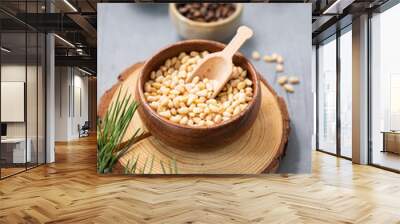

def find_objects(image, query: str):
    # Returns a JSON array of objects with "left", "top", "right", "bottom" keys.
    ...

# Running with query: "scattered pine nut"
[
  {"left": 276, "top": 55, "right": 284, "bottom": 64},
  {"left": 276, "top": 64, "right": 284, "bottom": 73},
  {"left": 271, "top": 53, "right": 279, "bottom": 60},
  {"left": 288, "top": 76, "right": 300, "bottom": 84},
  {"left": 283, "top": 83, "right": 294, "bottom": 93},
  {"left": 277, "top": 76, "right": 288, "bottom": 85},
  {"left": 251, "top": 51, "right": 261, "bottom": 60},
  {"left": 262, "top": 55, "right": 276, "bottom": 63}
]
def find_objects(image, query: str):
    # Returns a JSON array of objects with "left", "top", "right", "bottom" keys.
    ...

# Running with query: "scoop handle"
[{"left": 221, "top": 26, "right": 253, "bottom": 59}]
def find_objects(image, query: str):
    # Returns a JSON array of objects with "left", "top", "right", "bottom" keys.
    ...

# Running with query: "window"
[
  {"left": 339, "top": 28, "right": 352, "bottom": 158},
  {"left": 316, "top": 26, "right": 353, "bottom": 159},
  {"left": 317, "top": 36, "right": 337, "bottom": 154},
  {"left": 370, "top": 3, "right": 400, "bottom": 171},
  {"left": 0, "top": 2, "right": 47, "bottom": 179}
]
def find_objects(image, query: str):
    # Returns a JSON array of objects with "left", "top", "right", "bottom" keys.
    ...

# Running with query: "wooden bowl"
[
  {"left": 169, "top": 3, "right": 243, "bottom": 42},
  {"left": 136, "top": 39, "right": 261, "bottom": 149}
]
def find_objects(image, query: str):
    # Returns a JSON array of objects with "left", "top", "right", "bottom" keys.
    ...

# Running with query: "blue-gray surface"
[{"left": 98, "top": 3, "right": 312, "bottom": 173}]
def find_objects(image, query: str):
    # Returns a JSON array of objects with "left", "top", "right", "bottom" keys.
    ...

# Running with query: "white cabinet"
[{"left": 1, "top": 138, "right": 32, "bottom": 163}]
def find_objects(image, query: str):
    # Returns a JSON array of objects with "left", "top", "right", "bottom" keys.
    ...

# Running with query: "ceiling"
[
  {"left": 0, "top": 0, "right": 98, "bottom": 74},
  {"left": 0, "top": 0, "right": 393, "bottom": 74}
]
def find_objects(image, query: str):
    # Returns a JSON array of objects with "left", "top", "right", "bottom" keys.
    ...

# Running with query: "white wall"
[
  {"left": 55, "top": 67, "right": 69, "bottom": 141},
  {"left": 71, "top": 72, "right": 89, "bottom": 138},
  {"left": 1, "top": 65, "right": 38, "bottom": 138},
  {"left": 1, "top": 63, "right": 46, "bottom": 164},
  {"left": 54, "top": 67, "right": 89, "bottom": 141}
]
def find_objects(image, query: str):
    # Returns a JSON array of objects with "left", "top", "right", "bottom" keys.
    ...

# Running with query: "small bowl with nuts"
[
  {"left": 137, "top": 39, "right": 261, "bottom": 149},
  {"left": 169, "top": 3, "right": 243, "bottom": 42}
]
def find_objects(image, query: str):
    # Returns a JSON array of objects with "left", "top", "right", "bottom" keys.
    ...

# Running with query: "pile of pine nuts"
[{"left": 143, "top": 51, "right": 254, "bottom": 127}]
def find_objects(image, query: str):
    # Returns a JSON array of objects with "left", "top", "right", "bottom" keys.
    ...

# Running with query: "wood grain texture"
[
  {"left": 1, "top": 136, "right": 400, "bottom": 223},
  {"left": 99, "top": 62, "right": 289, "bottom": 174}
]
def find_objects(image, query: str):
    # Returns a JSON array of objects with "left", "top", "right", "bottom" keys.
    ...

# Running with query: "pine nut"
[
  {"left": 233, "top": 107, "right": 241, "bottom": 116},
  {"left": 263, "top": 54, "right": 276, "bottom": 63},
  {"left": 283, "top": 83, "right": 295, "bottom": 93},
  {"left": 170, "top": 115, "right": 181, "bottom": 123},
  {"left": 144, "top": 51, "right": 254, "bottom": 127},
  {"left": 159, "top": 110, "right": 171, "bottom": 118},
  {"left": 177, "top": 107, "right": 189, "bottom": 114},
  {"left": 276, "top": 55, "right": 284, "bottom": 64},
  {"left": 276, "top": 64, "right": 284, "bottom": 73},
  {"left": 170, "top": 108, "right": 177, "bottom": 115},
  {"left": 237, "top": 82, "right": 246, "bottom": 90},
  {"left": 180, "top": 116, "right": 188, "bottom": 125},
  {"left": 277, "top": 76, "right": 288, "bottom": 85},
  {"left": 214, "top": 114, "right": 222, "bottom": 123},
  {"left": 288, "top": 76, "right": 300, "bottom": 84},
  {"left": 244, "top": 78, "right": 253, "bottom": 86},
  {"left": 252, "top": 51, "right": 261, "bottom": 60},
  {"left": 205, "top": 120, "right": 215, "bottom": 126}
]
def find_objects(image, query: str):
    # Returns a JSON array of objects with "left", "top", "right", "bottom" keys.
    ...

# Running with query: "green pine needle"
[
  {"left": 97, "top": 89, "right": 141, "bottom": 174},
  {"left": 124, "top": 156, "right": 178, "bottom": 175},
  {"left": 160, "top": 160, "right": 167, "bottom": 174}
]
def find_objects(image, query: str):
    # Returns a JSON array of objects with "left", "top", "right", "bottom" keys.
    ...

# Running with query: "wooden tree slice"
[{"left": 98, "top": 63, "right": 290, "bottom": 174}]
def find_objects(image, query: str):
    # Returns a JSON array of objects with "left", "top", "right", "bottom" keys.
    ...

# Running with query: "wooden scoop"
[{"left": 188, "top": 26, "right": 254, "bottom": 98}]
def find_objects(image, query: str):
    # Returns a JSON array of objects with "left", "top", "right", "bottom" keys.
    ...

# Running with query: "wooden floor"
[
  {"left": 1, "top": 136, "right": 400, "bottom": 223},
  {"left": 372, "top": 150, "right": 400, "bottom": 171},
  {"left": 0, "top": 167, "right": 26, "bottom": 178}
]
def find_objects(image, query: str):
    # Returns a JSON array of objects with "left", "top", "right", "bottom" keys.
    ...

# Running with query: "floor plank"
[{"left": 0, "top": 136, "right": 399, "bottom": 224}]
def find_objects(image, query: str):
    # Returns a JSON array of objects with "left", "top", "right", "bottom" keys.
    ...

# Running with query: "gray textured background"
[{"left": 98, "top": 3, "right": 312, "bottom": 173}]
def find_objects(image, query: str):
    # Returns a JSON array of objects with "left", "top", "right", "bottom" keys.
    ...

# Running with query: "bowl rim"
[
  {"left": 139, "top": 39, "right": 260, "bottom": 131},
  {"left": 169, "top": 3, "right": 243, "bottom": 27}
]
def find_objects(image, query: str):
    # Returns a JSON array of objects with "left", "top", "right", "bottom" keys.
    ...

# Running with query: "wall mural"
[{"left": 97, "top": 3, "right": 312, "bottom": 174}]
